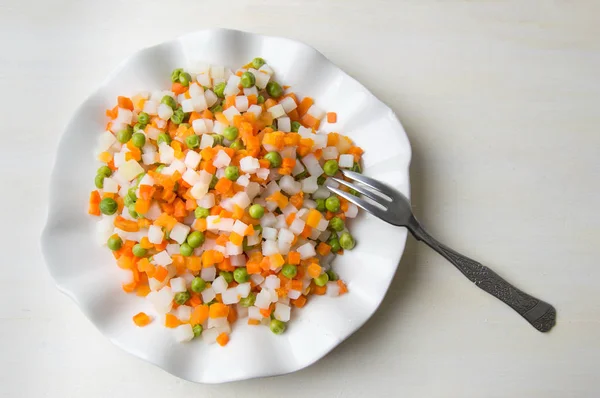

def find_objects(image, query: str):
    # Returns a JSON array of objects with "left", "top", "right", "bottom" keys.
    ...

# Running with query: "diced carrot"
[
  {"left": 229, "top": 232, "right": 244, "bottom": 246},
  {"left": 316, "top": 242, "right": 332, "bottom": 256},
  {"left": 326, "top": 112, "right": 337, "bottom": 123},
  {"left": 114, "top": 216, "right": 140, "bottom": 232},
  {"left": 188, "top": 293, "right": 203, "bottom": 307},
  {"left": 337, "top": 280, "right": 348, "bottom": 295},
  {"left": 165, "top": 314, "right": 181, "bottom": 328},
  {"left": 307, "top": 263, "right": 322, "bottom": 278},
  {"left": 122, "top": 280, "right": 137, "bottom": 293},
  {"left": 216, "top": 332, "right": 230, "bottom": 346},
  {"left": 232, "top": 204, "right": 244, "bottom": 220},
  {"left": 305, "top": 209, "right": 322, "bottom": 228},
  {"left": 270, "top": 253, "right": 285, "bottom": 268},
  {"left": 214, "top": 112, "right": 229, "bottom": 126},
  {"left": 215, "top": 234, "right": 228, "bottom": 246},
  {"left": 97, "top": 151, "right": 113, "bottom": 163},
  {"left": 154, "top": 266, "right": 169, "bottom": 282},
  {"left": 134, "top": 198, "right": 150, "bottom": 215},
  {"left": 313, "top": 285, "right": 327, "bottom": 295},
  {"left": 290, "top": 279, "right": 303, "bottom": 291},
  {"left": 190, "top": 305, "right": 209, "bottom": 325},
  {"left": 218, "top": 257, "right": 235, "bottom": 271},
  {"left": 287, "top": 251, "right": 301, "bottom": 265},
  {"left": 133, "top": 312, "right": 151, "bottom": 327},
  {"left": 209, "top": 303, "right": 230, "bottom": 318},
  {"left": 260, "top": 307, "right": 272, "bottom": 318},
  {"left": 135, "top": 284, "right": 151, "bottom": 297},
  {"left": 186, "top": 256, "right": 202, "bottom": 272},
  {"left": 117, "top": 255, "right": 134, "bottom": 270},
  {"left": 244, "top": 224, "right": 255, "bottom": 236},
  {"left": 300, "top": 225, "right": 312, "bottom": 239},
  {"left": 301, "top": 114, "right": 320, "bottom": 129},
  {"left": 297, "top": 97, "right": 313, "bottom": 116},
  {"left": 227, "top": 306, "right": 238, "bottom": 324},
  {"left": 247, "top": 260, "right": 262, "bottom": 274},
  {"left": 289, "top": 192, "right": 304, "bottom": 209},
  {"left": 266, "top": 191, "right": 288, "bottom": 209},
  {"left": 286, "top": 212, "right": 296, "bottom": 225},
  {"left": 105, "top": 105, "right": 118, "bottom": 119},
  {"left": 282, "top": 157, "right": 296, "bottom": 169},
  {"left": 137, "top": 218, "right": 151, "bottom": 229},
  {"left": 214, "top": 178, "right": 233, "bottom": 194},
  {"left": 248, "top": 318, "right": 261, "bottom": 325},
  {"left": 193, "top": 218, "right": 207, "bottom": 232},
  {"left": 88, "top": 191, "right": 101, "bottom": 216},
  {"left": 264, "top": 98, "right": 278, "bottom": 109},
  {"left": 172, "top": 82, "right": 187, "bottom": 95},
  {"left": 291, "top": 295, "right": 307, "bottom": 308}
]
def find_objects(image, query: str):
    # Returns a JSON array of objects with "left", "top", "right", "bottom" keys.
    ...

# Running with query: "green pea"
[
  {"left": 219, "top": 271, "right": 234, "bottom": 284},
  {"left": 314, "top": 272, "right": 329, "bottom": 287},
  {"left": 191, "top": 277, "right": 207, "bottom": 293},
  {"left": 225, "top": 165, "right": 239, "bottom": 181},
  {"left": 123, "top": 194, "right": 135, "bottom": 207},
  {"left": 174, "top": 291, "right": 190, "bottom": 305},
  {"left": 328, "top": 237, "right": 341, "bottom": 252},
  {"left": 323, "top": 160, "right": 339, "bottom": 176},
  {"left": 128, "top": 203, "right": 139, "bottom": 219},
  {"left": 179, "top": 72, "right": 191, "bottom": 87},
  {"left": 157, "top": 133, "right": 171, "bottom": 145},
  {"left": 253, "top": 224, "right": 263, "bottom": 233},
  {"left": 107, "top": 235, "right": 123, "bottom": 251},
  {"left": 97, "top": 166, "right": 112, "bottom": 177},
  {"left": 351, "top": 162, "right": 362, "bottom": 173},
  {"left": 133, "top": 123, "right": 145, "bottom": 133},
  {"left": 171, "top": 68, "right": 183, "bottom": 83},
  {"left": 251, "top": 57, "right": 266, "bottom": 69},
  {"left": 230, "top": 140, "right": 244, "bottom": 150},
  {"left": 270, "top": 319, "right": 286, "bottom": 335},
  {"left": 137, "top": 112, "right": 150, "bottom": 125},
  {"left": 193, "top": 324, "right": 203, "bottom": 337},
  {"left": 316, "top": 198, "right": 326, "bottom": 212},
  {"left": 132, "top": 132, "right": 146, "bottom": 148},
  {"left": 116, "top": 127, "right": 133, "bottom": 144},
  {"left": 264, "top": 151, "right": 282, "bottom": 167},
  {"left": 281, "top": 264, "right": 297, "bottom": 279},
  {"left": 248, "top": 204, "right": 264, "bottom": 219},
  {"left": 212, "top": 134, "right": 224, "bottom": 147},
  {"left": 209, "top": 175, "right": 218, "bottom": 189},
  {"left": 291, "top": 121, "right": 301, "bottom": 132},
  {"left": 94, "top": 174, "right": 105, "bottom": 189},
  {"left": 328, "top": 216, "right": 344, "bottom": 232},
  {"left": 127, "top": 188, "right": 137, "bottom": 202},
  {"left": 349, "top": 188, "right": 359, "bottom": 196},
  {"left": 180, "top": 243, "right": 193, "bottom": 257},
  {"left": 195, "top": 207, "right": 209, "bottom": 219},
  {"left": 325, "top": 196, "right": 340, "bottom": 212},
  {"left": 223, "top": 126, "right": 239, "bottom": 141},
  {"left": 239, "top": 292, "right": 256, "bottom": 307},
  {"left": 266, "top": 81, "right": 283, "bottom": 98},
  {"left": 326, "top": 269, "right": 338, "bottom": 281},
  {"left": 161, "top": 95, "right": 177, "bottom": 110},
  {"left": 317, "top": 176, "right": 326, "bottom": 186},
  {"left": 187, "top": 231, "right": 205, "bottom": 248},
  {"left": 257, "top": 95, "right": 265, "bottom": 104},
  {"left": 213, "top": 82, "right": 226, "bottom": 98},
  {"left": 233, "top": 267, "right": 249, "bottom": 283},
  {"left": 209, "top": 104, "right": 223, "bottom": 113},
  {"left": 170, "top": 108, "right": 185, "bottom": 124},
  {"left": 294, "top": 170, "right": 308, "bottom": 180},
  {"left": 132, "top": 244, "right": 147, "bottom": 257},
  {"left": 240, "top": 71, "right": 256, "bottom": 88},
  {"left": 185, "top": 134, "right": 200, "bottom": 149},
  {"left": 99, "top": 198, "right": 117, "bottom": 215},
  {"left": 339, "top": 232, "right": 355, "bottom": 250}
]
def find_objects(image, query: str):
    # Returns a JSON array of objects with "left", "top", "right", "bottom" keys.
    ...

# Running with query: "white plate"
[{"left": 41, "top": 28, "right": 412, "bottom": 383}]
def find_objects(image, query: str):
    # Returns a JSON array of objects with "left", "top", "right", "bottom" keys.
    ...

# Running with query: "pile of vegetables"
[{"left": 89, "top": 57, "right": 363, "bottom": 344}]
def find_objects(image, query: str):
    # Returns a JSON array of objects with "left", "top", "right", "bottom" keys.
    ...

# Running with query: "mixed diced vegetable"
[{"left": 89, "top": 58, "right": 364, "bottom": 344}]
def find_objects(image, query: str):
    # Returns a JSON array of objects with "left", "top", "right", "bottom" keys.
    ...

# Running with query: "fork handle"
[{"left": 408, "top": 217, "right": 556, "bottom": 332}]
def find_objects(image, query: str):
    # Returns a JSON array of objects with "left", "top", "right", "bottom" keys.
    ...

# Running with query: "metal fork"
[{"left": 328, "top": 170, "right": 556, "bottom": 333}]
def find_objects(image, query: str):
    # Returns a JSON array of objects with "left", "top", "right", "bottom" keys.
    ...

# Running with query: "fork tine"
[
  {"left": 327, "top": 186, "right": 388, "bottom": 219},
  {"left": 341, "top": 170, "right": 395, "bottom": 200},
  {"left": 331, "top": 177, "right": 391, "bottom": 203}
]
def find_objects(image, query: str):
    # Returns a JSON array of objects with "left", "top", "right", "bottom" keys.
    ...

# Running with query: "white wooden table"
[{"left": 2, "top": 1, "right": 599, "bottom": 396}]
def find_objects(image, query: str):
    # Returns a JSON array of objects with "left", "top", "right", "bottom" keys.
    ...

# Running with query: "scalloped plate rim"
[{"left": 41, "top": 28, "right": 412, "bottom": 384}]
